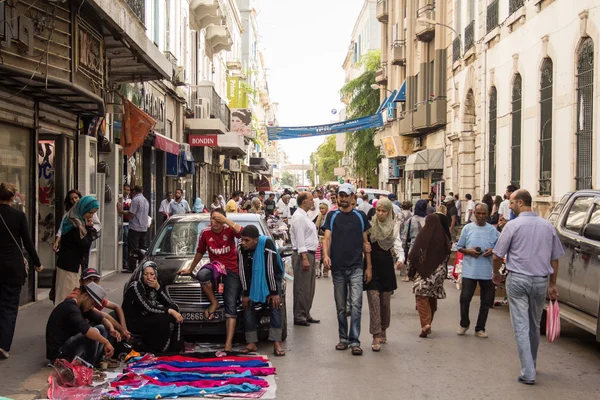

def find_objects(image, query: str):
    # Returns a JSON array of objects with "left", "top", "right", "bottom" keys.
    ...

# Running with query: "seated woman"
[{"left": 123, "top": 261, "right": 184, "bottom": 353}]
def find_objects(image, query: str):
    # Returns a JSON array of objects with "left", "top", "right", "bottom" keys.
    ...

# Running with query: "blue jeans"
[
  {"left": 55, "top": 325, "right": 108, "bottom": 365},
  {"left": 332, "top": 268, "right": 363, "bottom": 347},
  {"left": 506, "top": 272, "right": 548, "bottom": 381},
  {"left": 223, "top": 271, "right": 242, "bottom": 319}
]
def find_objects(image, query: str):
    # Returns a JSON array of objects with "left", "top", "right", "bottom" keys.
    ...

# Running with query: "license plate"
[{"left": 182, "top": 310, "right": 224, "bottom": 321}]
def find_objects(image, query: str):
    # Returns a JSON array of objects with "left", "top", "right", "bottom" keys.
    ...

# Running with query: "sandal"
[
  {"left": 239, "top": 346, "right": 258, "bottom": 354},
  {"left": 204, "top": 303, "right": 219, "bottom": 320},
  {"left": 371, "top": 339, "right": 381, "bottom": 352},
  {"left": 335, "top": 343, "right": 349, "bottom": 351},
  {"left": 273, "top": 348, "right": 286, "bottom": 357},
  {"left": 380, "top": 331, "right": 387, "bottom": 344},
  {"left": 351, "top": 347, "right": 363, "bottom": 356}
]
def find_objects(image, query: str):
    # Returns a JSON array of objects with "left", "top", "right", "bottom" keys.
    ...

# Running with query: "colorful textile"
[
  {"left": 127, "top": 358, "right": 269, "bottom": 369},
  {"left": 110, "top": 382, "right": 263, "bottom": 399},
  {"left": 131, "top": 364, "right": 277, "bottom": 376}
]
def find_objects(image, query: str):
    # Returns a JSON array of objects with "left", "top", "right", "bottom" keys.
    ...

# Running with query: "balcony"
[
  {"left": 452, "top": 36, "right": 461, "bottom": 63},
  {"left": 186, "top": 82, "right": 231, "bottom": 134},
  {"left": 487, "top": 0, "right": 499, "bottom": 33},
  {"left": 413, "top": 98, "right": 447, "bottom": 132},
  {"left": 190, "top": 0, "right": 221, "bottom": 30},
  {"left": 227, "top": 59, "right": 242, "bottom": 71},
  {"left": 376, "top": 0, "right": 388, "bottom": 23},
  {"left": 391, "top": 40, "right": 406, "bottom": 66},
  {"left": 375, "top": 62, "right": 388, "bottom": 85},
  {"left": 464, "top": 20, "right": 475, "bottom": 53},
  {"left": 85, "top": 0, "right": 173, "bottom": 82},
  {"left": 416, "top": 1, "right": 435, "bottom": 42},
  {"left": 509, "top": 0, "right": 525, "bottom": 15}
]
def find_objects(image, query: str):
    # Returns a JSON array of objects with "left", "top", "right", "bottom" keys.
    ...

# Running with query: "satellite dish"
[{"left": 331, "top": 109, "right": 337, "bottom": 115}]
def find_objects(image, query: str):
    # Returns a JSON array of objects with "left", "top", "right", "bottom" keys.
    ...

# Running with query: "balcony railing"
[
  {"left": 452, "top": 36, "right": 461, "bottom": 63},
  {"left": 125, "top": 0, "right": 145, "bottom": 24},
  {"left": 509, "top": 0, "right": 525, "bottom": 15},
  {"left": 464, "top": 20, "right": 475, "bottom": 52},
  {"left": 487, "top": 0, "right": 499, "bottom": 33},
  {"left": 189, "top": 85, "right": 231, "bottom": 131}
]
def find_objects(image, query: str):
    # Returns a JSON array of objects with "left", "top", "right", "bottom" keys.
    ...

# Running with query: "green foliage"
[
  {"left": 309, "top": 135, "right": 343, "bottom": 185},
  {"left": 340, "top": 50, "right": 381, "bottom": 185},
  {"left": 280, "top": 171, "right": 297, "bottom": 187}
]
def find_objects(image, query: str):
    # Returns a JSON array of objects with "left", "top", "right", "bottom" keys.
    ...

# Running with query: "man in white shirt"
[
  {"left": 465, "top": 193, "right": 476, "bottom": 223},
  {"left": 159, "top": 192, "right": 173, "bottom": 223},
  {"left": 454, "top": 193, "right": 462, "bottom": 224},
  {"left": 308, "top": 189, "right": 330, "bottom": 221},
  {"left": 357, "top": 194, "right": 372, "bottom": 215},
  {"left": 498, "top": 184, "right": 519, "bottom": 227},
  {"left": 170, "top": 189, "right": 191, "bottom": 215},
  {"left": 289, "top": 191, "right": 320, "bottom": 326},
  {"left": 277, "top": 195, "right": 291, "bottom": 221}
]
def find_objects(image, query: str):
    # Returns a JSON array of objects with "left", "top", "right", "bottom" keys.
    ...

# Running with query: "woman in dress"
[
  {"left": 408, "top": 213, "right": 451, "bottom": 338},
  {"left": 313, "top": 202, "right": 329, "bottom": 278},
  {"left": 55, "top": 196, "right": 100, "bottom": 305},
  {"left": 400, "top": 199, "right": 428, "bottom": 282},
  {"left": 364, "top": 198, "right": 398, "bottom": 351},
  {"left": 0, "top": 183, "right": 43, "bottom": 359},
  {"left": 123, "top": 261, "right": 184, "bottom": 353}
]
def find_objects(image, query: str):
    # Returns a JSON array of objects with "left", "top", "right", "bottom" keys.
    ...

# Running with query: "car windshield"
[{"left": 151, "top": 219, "right": 266, "bottom": 256}]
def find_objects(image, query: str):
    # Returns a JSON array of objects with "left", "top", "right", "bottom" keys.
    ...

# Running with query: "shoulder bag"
[{"left": 0, "top": 212, "right": 29, "bottom": 277}]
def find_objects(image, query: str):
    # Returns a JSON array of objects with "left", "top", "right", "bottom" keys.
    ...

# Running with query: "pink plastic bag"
[{"left": 546, "top": 300, "right": 561, "bottom": 343}]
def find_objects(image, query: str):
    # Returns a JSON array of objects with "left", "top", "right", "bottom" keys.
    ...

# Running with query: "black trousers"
[
  {"left": 127, "top": 229, "right": 148, "bottom": 271},
  {"left": 0, "top": 283, "right": 22, "bottom": 352},
  {"left": 460, "top": 278, "right": 495, "bottom": 332}
]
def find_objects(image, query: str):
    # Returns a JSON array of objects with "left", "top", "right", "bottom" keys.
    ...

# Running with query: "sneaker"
[
  {"left": 475, "top": 330, "right": 488, "bottom": 338},
  {"left": 0, "top": 348, "right": 8, "bottom": 359},
  {"left": 456, "top": 326, "right": 469, "bottom": 336}
]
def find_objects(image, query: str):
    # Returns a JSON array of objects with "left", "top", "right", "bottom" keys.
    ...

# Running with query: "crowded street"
[{"left": 2, "top": 272, "right": 599, "bottom": 399}]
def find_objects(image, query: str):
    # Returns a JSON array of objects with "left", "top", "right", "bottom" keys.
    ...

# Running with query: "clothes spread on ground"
[
  {"left": 196, "top": 226, "right": 242, "bottom": 273},
  {"left": 45, "top": 298, "right": 104, "bottom": 361}
]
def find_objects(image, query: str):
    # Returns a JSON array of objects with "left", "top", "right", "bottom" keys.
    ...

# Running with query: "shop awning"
[
  {"left": 154, "top": 133, "right": 180, "bottom": 155},
  {"left": 394, "top": 80, "right": 406, "bottom": 102},
  {"left": 404, "top": 148, "right": 444, "bottom": 171},
  {"left": 376, "top": 95, "right": 389, "bottom": 114},
  {"left": 123, "top": 99, "right": 157, "bottom": 157}
]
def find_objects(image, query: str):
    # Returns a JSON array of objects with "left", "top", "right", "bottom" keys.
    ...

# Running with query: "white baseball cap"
[{"left": 338, "top": 183, "right": 355, "bottom": 195}]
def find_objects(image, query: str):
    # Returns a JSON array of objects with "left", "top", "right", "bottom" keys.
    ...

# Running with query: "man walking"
[
  {"left": 493, "top": 189, "right": 563, "bottom": 385},
  {"left": 118, "top": 185, "right": 149, "bottom": 272},
  {"left": 159, "top": 191, "right": 173, "bottom": 223},
  {"left": 323, "top": 183, "right": 371, "bottom": 356},
  {"left": 226, "top": 191, "right": 241, "bottom": 213},
  {"left": 170, "top": 189, "right": 191, "bottom": 215},
  {"left": 456, "top": 203, "right": 500, "bottom": 338},
  {"left": 464, "top": 194, "right": 475, "bottom": 223},
  {"left": 498, "top": 184, "right": 519, "bottom": 227},
  {"left": 238, "top": 225, "right": 285, "bottom": 356},
  {"left": 289, "top": 191, "right": 319, "bottom": 326},
  {"left": 357, "top": 194, "right": 372, "bottom": 215}
]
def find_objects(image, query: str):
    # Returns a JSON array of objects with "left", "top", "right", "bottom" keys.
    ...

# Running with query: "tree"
[
  {"left": 280, "top": 171, "right": 297, "bottom": 187},
  {"left": 340, "top": 50, "right": 381, "bottom": 186},
  {"left": 308, "top": 135, "right": 343, "bottom": 185}
]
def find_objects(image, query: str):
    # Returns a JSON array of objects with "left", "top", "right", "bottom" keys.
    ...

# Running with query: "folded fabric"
[
  {"left": 111, "top": 371, "right": 268, "bottom": 389},
  {"left": 111, "top": 382, "right": 263, "bottom": 399},
  {"left": 129, "top": 354, "right": 269, "bottom": 365},
  {"left": 126, "top": 359, "right": 270, "bottom": 369},
  {"left": 143, "top": 370, "right": 267, "bottom": 386},
  {"left": 130, "top": 364, "right": 276, "bottom": 376}
]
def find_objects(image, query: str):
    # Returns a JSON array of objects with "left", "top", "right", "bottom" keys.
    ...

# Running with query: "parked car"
[
  {"left": 546, "top": 190, "right": 600, "bottom": 342},
  {"left": 356, "top": 188, "right": 391, "bottom": 202},
  {"left": 128, "top": 213, "right": 292, "bottom": 340}
]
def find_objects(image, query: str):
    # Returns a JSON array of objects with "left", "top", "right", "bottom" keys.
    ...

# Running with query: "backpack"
[{"left": 329, "top": 209, "right": 365, "bottom": 234}]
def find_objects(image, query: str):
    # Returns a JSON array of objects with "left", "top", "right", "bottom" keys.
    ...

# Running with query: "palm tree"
[{"left": 340, "top": 50, "right": 381, "bottom": 186}]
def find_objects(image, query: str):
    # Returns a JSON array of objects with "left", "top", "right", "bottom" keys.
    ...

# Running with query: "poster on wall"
[
  {"left": 231, "top": 109, "right": 255, "bottom": 138},
  {"left": 38, "top": 140, "right": 56, "bottom": 271}
]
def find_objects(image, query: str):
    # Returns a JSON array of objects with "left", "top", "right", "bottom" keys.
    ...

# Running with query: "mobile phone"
[{"left": 475, "top": 247, "right": 482, "bottom": 254}]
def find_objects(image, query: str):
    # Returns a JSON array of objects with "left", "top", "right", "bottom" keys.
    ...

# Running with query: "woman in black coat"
[{"left": 0, "top": 183, "right": 42, "bottom": 359}]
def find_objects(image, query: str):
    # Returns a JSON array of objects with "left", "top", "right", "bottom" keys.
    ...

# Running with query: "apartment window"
[
  {"left": 153, "top": 0, "right": 160, "bottom": 45},
  {"left": 539, "top": 58, "right": 553, "bottom": 195},
  {"left": 455, "top": 0, "right": 462, "bottom": 32},
  {"left": 511, "top": 74, "right": 522, "bottom": 187},
  {"left": 414, "top": 73, "right": 419, "bottom": 110},
  {"left": 576, "top": 38, "right": 594, "bottom": 190},
  {"left": 165, "top": 0, "right": 170, "bottom": 52},
  {"left": 469, "top": 0, "right": 475, "bottom": 21},
  {"left": 509, "top": 0, "right": 525, "bottom": 16},
  {"left": 357, "top": 34, "right": 362, "bottom": 59},
  {"left": 488, "top": 86, "right": 497, "bottom": 195},
  {"left": 429, "top": 60, "right": 434, "bottom": 99}
]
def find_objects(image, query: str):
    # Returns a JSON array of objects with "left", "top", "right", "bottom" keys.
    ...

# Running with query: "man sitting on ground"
[{"left": 46, "top": 282, "right": 120, "bottom": 365}]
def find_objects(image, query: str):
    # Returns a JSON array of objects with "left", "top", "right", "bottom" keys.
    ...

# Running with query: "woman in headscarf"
[
  {"left": 399, "top": 199, "right": 428, "bottom": 282},
  {"left": 364, "top": 198, "right": 398, "bottom": 351},
  {"left": 249, "top": 197, "right": 263, "bottom": 214},
  {"left": 313, "top": 202, "right": 329, "bottom": 278},
  {"left": 210, "top": 195, "right": 222, "bottom": 210},
  {"left": 218, "top": 195, "right": 226, "bottom": 210},
  {"left": 123, "top": 261, "right": 184, "bottom": 353},
  {"left": 192, "top": 197, "right": 205, "bottom": 213},
  {"left": 55, "top": 196, "right": 100, "bottom": 305},
  {"left": 408, "top": 213, "right": 451, "bottom": 338}
]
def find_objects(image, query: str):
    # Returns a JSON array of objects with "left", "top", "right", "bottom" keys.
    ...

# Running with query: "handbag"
[
  {"left": 0, "top": 212, "right": 29, "bottom": 277},
  {"left": 546, "top": 300, "right": 561, "bottom": 343}
]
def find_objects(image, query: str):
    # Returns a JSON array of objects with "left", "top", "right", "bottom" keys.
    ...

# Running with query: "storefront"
[{"left": 404, "top": 148, "right": 444, "bottom": 202}]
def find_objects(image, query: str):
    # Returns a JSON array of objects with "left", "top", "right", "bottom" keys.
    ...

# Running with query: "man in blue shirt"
[
  {"left": 169, "top": 189, "right": 191, "bottom": 215},
  {"left": 456, "top": 203, "right": 500, "bottom": 338}
]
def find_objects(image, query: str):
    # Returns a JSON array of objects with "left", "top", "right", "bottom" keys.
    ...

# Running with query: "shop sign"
[
  {"left": 227, "top": 76, "right": 248, "bottom": 109},
  {"left": 380, "top": 136, "right": 413, "bottom": 158},
  {"left": 388, "top": 158, "right": 400, "bottom": 179},
  {"left": 226, "top": 158, "right": 241, "bottom": 172},
  {"left": 0, "top": 2, "right": 34, "bottom": 56},
  {"left": 189, "top": 134, "right": 217, "bottom": 147}
]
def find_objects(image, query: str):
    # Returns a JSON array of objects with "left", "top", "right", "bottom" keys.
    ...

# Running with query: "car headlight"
[{"left": 173, "top": 259, "right": 209, "bottom": 284}]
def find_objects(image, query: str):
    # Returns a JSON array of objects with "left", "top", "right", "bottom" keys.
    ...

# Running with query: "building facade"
[{"left": 447, "top": 0, "right": 599, "bottom": 215}]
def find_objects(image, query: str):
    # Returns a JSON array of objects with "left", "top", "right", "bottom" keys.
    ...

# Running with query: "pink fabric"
[
  {"left": 143, "top": 364, "right": 277, "bottom": 376},
  {"left": 139, "top": 355, "right": 269, "bottom": 364},
  {"left": 111, "top": 374, "right": 268, "bottom": 388}
]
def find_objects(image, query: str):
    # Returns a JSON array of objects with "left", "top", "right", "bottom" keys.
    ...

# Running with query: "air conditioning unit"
[
  {"left": 194, "top": 97, "right": 211, "bottom": 119},
  {"left": 413, "top": 137, "right": 424, "bottom": 149},
  {"left": 174, "top": 66, "right": 186, "bottom": 86}
]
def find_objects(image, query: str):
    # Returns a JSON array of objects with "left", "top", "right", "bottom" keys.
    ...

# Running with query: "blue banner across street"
[{"left": 267, "top": 113, "right": 384, "bottom": 140}]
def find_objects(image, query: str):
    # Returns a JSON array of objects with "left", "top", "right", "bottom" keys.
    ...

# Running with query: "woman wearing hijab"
[
  {"left": 218, "top": 195, "right": 226, "bottom": 210},
  {"left": 55, "top": 196, "right": 100, "bottom": 305},
  {"left": 365, "top": 198, "right": 398, "bottom": 351},
  {"left": 249, "top": 198, "right": 263, "bottom": 214},
  {"left": 192, "top": 198, "right": 205, "bottom": 213},
  {"left": 123, "top": 261, "right": 184, "bottom": 353},
  {"left": 313, "top": 202, "right": 329, "bottom": 278},
  {"left": 400, "top": 199, "right": 428, "bottom": 282},
  {"left": 408, "top": 213, "right": 451, "bottom": 338}
]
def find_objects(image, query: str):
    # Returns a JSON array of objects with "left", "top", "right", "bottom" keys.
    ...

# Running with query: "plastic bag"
[
  {"left": 52, "top": 357, "right": 94, "bottom": 387},
  {"left": 546, "top": 300, "right": 561, "bottom": 343}
]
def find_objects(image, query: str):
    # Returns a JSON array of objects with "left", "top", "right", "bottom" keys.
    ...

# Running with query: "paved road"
[{"left": 1, "top": 273, "right": 599, "bottom": 399}]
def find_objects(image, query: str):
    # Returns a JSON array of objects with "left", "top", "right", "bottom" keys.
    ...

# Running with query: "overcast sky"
[{"left": 255, "top": 0, "right": 365, "bottom": 164}]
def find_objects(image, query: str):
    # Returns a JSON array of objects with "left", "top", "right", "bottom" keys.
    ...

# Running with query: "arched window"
[
  {"left": 488, "top": 86, "right": 497, "bottom": 195},
  {"left": 576, "top": 38, "right": 594, "bottom": 190},
  {"left": 539, "top": 58, "right": 553, "bottom": 195},
  {"left": 511, "top": 74, "right": 522, "bottom": 186}
]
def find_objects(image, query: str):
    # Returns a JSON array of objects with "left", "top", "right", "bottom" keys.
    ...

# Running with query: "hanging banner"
[
  {"left": 267, "top": 114, "right": 384, "bottom": 141},
  {"left": 123, "top": 98, "right": 157, "bottom": 157},
  {"left": 227, "top": 76, "right": 248, "bottom": 109}
]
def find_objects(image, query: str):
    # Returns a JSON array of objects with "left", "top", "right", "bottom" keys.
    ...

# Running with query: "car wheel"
[{"left": 540, "top": 309, "right": 547, "bottom": 335}]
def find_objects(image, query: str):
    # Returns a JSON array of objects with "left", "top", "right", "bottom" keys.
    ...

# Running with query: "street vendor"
[{"left": 238, "top": 225, "right": 285, "bottom": 356}]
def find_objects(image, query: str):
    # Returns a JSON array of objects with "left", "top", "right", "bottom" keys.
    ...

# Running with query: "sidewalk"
[{"left": 0, "top": 272, "right": 132, "bottom": 399}]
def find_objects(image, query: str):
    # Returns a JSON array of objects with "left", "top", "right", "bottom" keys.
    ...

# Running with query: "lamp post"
[
  {"left": 370, "top": 84, "right": 394, "bottom": 94},
  {"left": 416, "top": 17, "right": 460, "bottom": 53}
]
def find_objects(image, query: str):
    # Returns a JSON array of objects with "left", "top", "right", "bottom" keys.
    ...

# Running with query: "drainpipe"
[{"left": 482, "top": 41, "right": 487, "bottom": 200}]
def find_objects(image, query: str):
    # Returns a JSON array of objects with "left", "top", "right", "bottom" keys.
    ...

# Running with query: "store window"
[
  {"left": 0, "top": 123, "right": 31, "bottom": 213},
  {"left": 539, "top": 58, "right": 553, "bottom": 195},
  {"left": 511, "top": 74, "right": 522, "bottom": 186},
  {"left": 576, "top": 38, "right": 594, "bottom": 190}
]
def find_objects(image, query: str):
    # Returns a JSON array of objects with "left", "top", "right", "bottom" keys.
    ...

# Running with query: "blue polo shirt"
[{"left": 457, "top": 222, "right": 500, "bottom": 280}]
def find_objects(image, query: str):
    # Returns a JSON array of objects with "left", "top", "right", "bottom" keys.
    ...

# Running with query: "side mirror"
[
  {"left": 130, "top": 249, "right": 147, "bottom": 261},
  {"left": 279, "top": 245, "right": 294, "bottom": 258},
  {"left": 582, "top": 223, "right": 600, "bottom": 242}
]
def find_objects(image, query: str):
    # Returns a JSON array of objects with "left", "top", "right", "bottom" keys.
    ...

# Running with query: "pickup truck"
[{"left": 546, "top": 190, "right": 600, "bottom": 342}]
